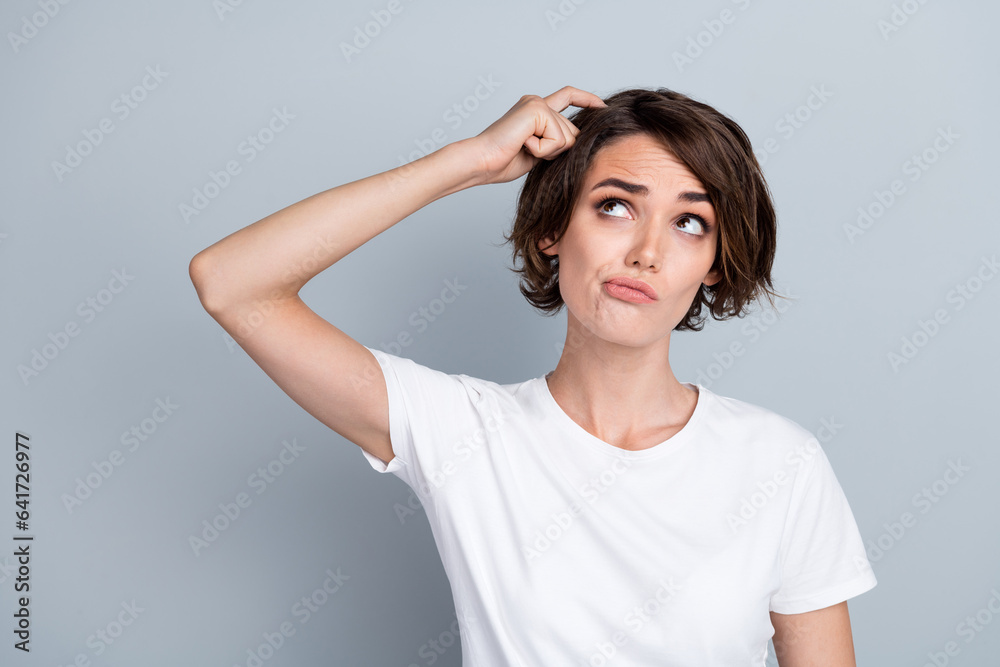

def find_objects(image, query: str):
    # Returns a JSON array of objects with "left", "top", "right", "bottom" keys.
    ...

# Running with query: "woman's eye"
[
  {"left": 676, "top": 215, "right": 707, "bottom": 235},
  {"left": 597, "top": 198, "right": 629, "bottom": 218},
  {"left": 596, "top": 199, "right": 709, "bottom": 235}
]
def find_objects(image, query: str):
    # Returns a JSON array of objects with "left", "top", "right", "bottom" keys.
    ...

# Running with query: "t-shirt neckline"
[{"left": 534, "top": 373, "right": 710, "bottom": 460}]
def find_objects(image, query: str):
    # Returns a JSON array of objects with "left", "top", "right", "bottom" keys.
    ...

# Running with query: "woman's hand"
[{"left": 466, "top": 86, "right": 607, "bottom": 186}]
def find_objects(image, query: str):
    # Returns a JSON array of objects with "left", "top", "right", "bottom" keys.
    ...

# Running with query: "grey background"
[{"left": 3, "top": 0, "right": 998, "bottom": 665}]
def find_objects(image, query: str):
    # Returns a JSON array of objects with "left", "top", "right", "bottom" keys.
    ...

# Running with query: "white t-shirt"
[{"left": 359, "top": 346, "right": 877, "bottom": 666}]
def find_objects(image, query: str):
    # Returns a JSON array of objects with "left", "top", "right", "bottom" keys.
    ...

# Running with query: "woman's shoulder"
[
  {"left": 365, "top": 345, "right": 534, "bottom": 409},
  {"left": 697, "top": 384, "right": 820, "bottom": 453}
]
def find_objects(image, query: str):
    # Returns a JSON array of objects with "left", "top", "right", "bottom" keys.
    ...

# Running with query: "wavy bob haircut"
[{"left": 502, "top": 87, "right": 784, "bottom": 332}]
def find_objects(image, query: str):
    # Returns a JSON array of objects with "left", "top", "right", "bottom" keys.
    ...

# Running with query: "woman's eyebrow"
[{"left": 590, "top": 177, "right": 711, "bottom": 204}]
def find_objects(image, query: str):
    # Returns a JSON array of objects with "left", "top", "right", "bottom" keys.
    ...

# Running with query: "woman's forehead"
[{"left": 584, "top": 139, "right": 706, "bottom": 192}]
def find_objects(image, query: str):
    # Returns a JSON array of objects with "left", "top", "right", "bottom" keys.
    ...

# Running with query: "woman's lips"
[
  {"left": 604, "top": 277, "right": 658, "bottom": 303},
  {"left": 604, "top": 281, "right": 656, "bottom": 304}
]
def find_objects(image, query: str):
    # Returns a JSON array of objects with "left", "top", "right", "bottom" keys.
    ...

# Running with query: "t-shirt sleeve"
[
  {"left": 769, "top": 440, "right": 878, "bottom": 614},
  {"left": 357, "top": 346, "right": 490, "bottom": 497}
]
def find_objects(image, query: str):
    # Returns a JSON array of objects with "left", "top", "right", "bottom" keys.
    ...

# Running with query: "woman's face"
[{"left": 538, "top": 133, "right": 722, "bottom": 348}]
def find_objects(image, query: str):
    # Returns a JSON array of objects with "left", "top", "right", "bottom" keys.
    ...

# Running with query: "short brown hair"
[{"left": 501, "top": 87, "right": 784, "bottom": 332}]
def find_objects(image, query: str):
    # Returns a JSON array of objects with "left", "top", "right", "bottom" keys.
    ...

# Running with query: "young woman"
[{"left": 190, "top": 86, "right": 877, "bottom": 666}]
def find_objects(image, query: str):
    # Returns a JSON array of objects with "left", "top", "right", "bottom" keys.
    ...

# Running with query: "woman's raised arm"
[{"left": 189, "top": 139, "right": 480, "bottom": 316}]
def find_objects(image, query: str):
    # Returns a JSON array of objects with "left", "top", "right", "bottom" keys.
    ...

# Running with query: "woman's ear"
[
  {"left": 537, "top": 235, "right": 559, "bottom": 257},
  {"left": 703, "top": 266, "right": 722, "bottom": 287}
]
